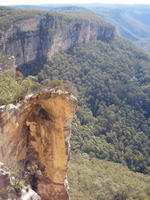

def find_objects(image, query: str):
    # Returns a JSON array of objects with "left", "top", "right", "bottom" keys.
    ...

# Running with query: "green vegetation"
[
  {"left": 1, "top": 6, "right": 150, "bottom": 198},
  {"left": 68, "top": 153, "right": 150, "bottom": 200},
  {"left": 0, "top": 69, "right": 73, "bottom": 105},
  {"left": 0, "top": 164, "right": 24, "bottom": 198},
  {"left": 38, "top": 36, "right": 150, "bottom": 175},
  {"left": 0, "top": 6, "right": 39, "bottom": 32},
  {"left": 12, "top": 4, "right": 150, "bottom": 51},
  {"left": 0, "top": 6, "right": 110, "bottom": 34},
  {"left": 90, "top": 5, "right": 150, "bottom": 51},
  {"left": 27, "top": 164, "right": 42, "bottom": 177},
  {"left": 0, "top": 70, "right": 41, "bottom": 105},
  {"left": 7, "top": 177, "right": 24, "bottom": 196},
  {"left": 62, "top": 9, "right": 110, "bottom": 26},
  {"left": 0, "top": 6, "right": 62, "bottom": 32}
]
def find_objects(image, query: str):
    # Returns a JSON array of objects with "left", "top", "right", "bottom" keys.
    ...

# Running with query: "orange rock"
[{"left": 0, "top": 90, "right": 77, "bottom": 200}]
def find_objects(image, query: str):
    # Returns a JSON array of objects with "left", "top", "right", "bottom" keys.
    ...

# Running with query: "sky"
[{"left": 1, "top": 0, "right": 150, "bottom": 5}]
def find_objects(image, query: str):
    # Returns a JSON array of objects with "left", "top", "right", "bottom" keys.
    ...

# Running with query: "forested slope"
[
  {"left": 10, "top": 4, "right": 150, "bottom": 51},
  {"left": 90, "top": 5, "right": 150, "bottom": 51},
  {"left": 37, "top": 36, "right": 150, "bottom": 175},
  {"left": 68, "top": 154, "right": 150, "bottom": 200},
  {"left": 0, "top": 6, "right": 114, "bottom": 75},
  {"left": 1, "top": 7, "right": 150, "bottom": 199}
]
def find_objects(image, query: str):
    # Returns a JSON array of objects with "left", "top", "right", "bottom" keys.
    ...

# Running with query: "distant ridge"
[{"left": 11, "top": 3, "right": 150, "bottom": 51}]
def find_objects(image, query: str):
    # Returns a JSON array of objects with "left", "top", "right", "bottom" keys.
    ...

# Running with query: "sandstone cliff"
[
  {"left": 0, "top": 10, "right": 115, "bottom": 74},
  {"left": 0, "top": 89, "right": 77, "bottom": 200}
]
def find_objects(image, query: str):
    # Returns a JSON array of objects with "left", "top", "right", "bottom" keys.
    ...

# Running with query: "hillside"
[
  {"left": 0, "top": 6, "right": 114, "bottom": 75},
  {"left": 90, "top": 5, "right": 150, "bottom": 51},
  {"left": 0, "top": 6, "right": 150, "bottom": 200},
  {"left": 10, "top": 4, "right": 150, "bottom": 51},
  {"left": 37, "top": 36, "right": 150, "bottom": 175},
  {"left": 69, "top": 154, "right": 150, "bottom": 200}
]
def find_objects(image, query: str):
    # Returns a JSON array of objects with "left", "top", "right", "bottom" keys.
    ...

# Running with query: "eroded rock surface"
[
  {"left": 0, "top": 13, "right": 115, "bottom": 74},
  {"left": 0, "top": 89, "right": 77, "bottom": 200},
  {"left": 0, "top": 162, "right": 41, "bottom": 200}
]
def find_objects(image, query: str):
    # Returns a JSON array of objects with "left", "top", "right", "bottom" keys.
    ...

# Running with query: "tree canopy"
[{"left": 37, "top": 36, "right": 150, "bottom": 175}]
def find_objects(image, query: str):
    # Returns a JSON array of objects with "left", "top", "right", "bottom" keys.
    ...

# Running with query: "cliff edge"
[
  {"left": 0, "top": 89, "right": 77, "bottom": 200},
  {"left": 0, "top": 7, "right": 115, "bottom": 75}
]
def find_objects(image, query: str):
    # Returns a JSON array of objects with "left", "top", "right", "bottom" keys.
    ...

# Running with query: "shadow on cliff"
[{"left": 17, "top": 56, "right": 47, "bottom": 77}]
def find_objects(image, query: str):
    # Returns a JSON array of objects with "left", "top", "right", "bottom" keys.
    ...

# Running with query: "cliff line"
[{"left": 0, "top": 8, "right": 115, "bottom": 75}]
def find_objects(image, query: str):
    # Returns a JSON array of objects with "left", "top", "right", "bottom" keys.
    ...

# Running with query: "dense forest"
[
  {"left": 1, "top": 6, "right": 150, "bottom": 199},
  {"left": 9, "top": 4, "right": 150, "bottom": 51},
  {"left": 0, "top": 6, "right": 108, "bottom": 33},
  {"left": 0, "top": 69, "right": 41, "bottom": 105},
  {"left": 1, "top": 35, "right": 150, "bottom": 175},
  {"left": 37, "top": 36, "right": 150, "bottom": 175},
  {"left": 68, "top": 153, "right": 150, "bottom": 200}
]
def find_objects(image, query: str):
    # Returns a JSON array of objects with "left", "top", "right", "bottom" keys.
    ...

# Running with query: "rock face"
[
  {"left": 0, "top": 90, "right": 77, "bottom": 200},
  {"left": 0, "top": 162, "right": 41, "bottom": 200},
  {"left": 0, "top": 13, "right": 115, "bottom": 71}
]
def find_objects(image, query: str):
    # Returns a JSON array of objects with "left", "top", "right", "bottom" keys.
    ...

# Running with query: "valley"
[{"left": 0, "top": 5, "right": 150, "bottom": 200}]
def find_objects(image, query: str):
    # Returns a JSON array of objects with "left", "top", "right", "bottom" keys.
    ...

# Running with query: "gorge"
[
  {"left": 0, "top": 7, "right": 115, "bottom": 75},
  {"left": 1, "top": 5, "right": 150, "bottom": 200}
]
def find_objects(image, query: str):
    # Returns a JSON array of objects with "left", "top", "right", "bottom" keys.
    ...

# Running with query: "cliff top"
[
  {"left": 62, "top": 9, "right": 112, "bottom": 26},
  {"left": 0, "top": 88, "right": 77, "bottom": 112},
  {"left": 0, "top": 6, "right": 113, "bottom": 32}
]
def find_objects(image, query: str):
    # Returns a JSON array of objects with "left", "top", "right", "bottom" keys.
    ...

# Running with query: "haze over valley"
[{"left": 0, "top": 2, "right": 150, "bottom": 200}]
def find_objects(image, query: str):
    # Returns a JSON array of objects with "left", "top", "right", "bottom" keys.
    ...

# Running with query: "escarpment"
[
  {"left": 0, "top": 10, "right": 115, "bottom": 75},
  {"left": 0, "top": 89, "right": 77, "bottom": 200}
]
